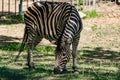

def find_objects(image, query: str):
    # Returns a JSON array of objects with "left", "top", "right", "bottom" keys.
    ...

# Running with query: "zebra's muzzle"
[{"left": 54, "top": 67, "right": 63, "bottom": 74}]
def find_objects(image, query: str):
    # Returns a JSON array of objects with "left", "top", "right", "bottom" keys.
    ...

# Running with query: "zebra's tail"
[{"left": 14, "top": 28, "right": 28, "bottom": 62}]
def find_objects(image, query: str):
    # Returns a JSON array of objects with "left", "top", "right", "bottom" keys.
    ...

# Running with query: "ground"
[{"left": 0, "top": 1, "right": 120, "bottom": 80}]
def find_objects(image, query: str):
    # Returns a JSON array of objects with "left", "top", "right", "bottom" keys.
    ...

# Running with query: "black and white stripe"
[{"left": 15, "top": 1, "right": 82, "bottom": 74}]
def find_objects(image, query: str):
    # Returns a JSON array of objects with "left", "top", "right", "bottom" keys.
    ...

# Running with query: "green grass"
[
  {"left": 83, "top": 10, "right": 102, "bottom": 19},
  {"left": 6, "top": 15, "right": 23, "bottom": 22},
  {"left": 0, "top": 43, "right": 120, "bottom": 80},
  {"left": 74, "top": 0, "right": 83, "bottom": 6},
  {"left": 0, "top": 42, "right": 20, "bottom": 51},
  {"left": 0, "top": 23, "right": 120, "bottom": 79},
  {"left": 91, "top": 24, "right": 98, "bottom": 31},
  {"left": 0, "top": 15, "right": 24, "bottom": 25}
]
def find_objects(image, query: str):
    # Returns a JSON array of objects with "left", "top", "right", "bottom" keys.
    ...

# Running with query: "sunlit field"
[
  {"left": 0, "top": 22, "right": 120, "bottom": 80},
  {"left": 0, "top": 2, "right": 120, "bottom": 79}
]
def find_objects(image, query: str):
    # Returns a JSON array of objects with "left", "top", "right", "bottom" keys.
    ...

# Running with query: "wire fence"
[
  {"left": 1, "top": 0, "right": 17, "bottom": 16},
  {"left": 0, "top": 0, "right": 34, "bottom": 16},
  {"left": 0, "top": 0, "right": 119, "bottom": 16},
  {"left": 82, "top": 0, "right": 119, "bottom": 11}
]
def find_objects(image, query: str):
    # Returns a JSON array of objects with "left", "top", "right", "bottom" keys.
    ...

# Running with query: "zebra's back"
[{"left": 24, "top": 1, "right": 82, "bottom": 42}]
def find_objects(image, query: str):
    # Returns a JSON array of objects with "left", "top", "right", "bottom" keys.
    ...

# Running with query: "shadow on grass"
[
  {"left": 0, "top": 66, "right": 54, "bottom": 80},
  {"left": 0, "top": 35, "right": 120, "bottom": 79},
  {"left": 0, "top": 19, "right": 24, "bottom": 25},
  {"left": 0, "top": 35, "right": 21, "bottom": 42},
  {"left": 78, "top": 66, "right": 120, "bottom": 80},
  {"left": 0, "top": 67, "right": 26, "bottom": 80},
  {"left": 0, "top": 64, "right": 120, "bottom": 80},
  {"left": 55, "top": 70, "right": 120, "bottom": 80},
  {"left": 79, "top": 47, "right": 120, "bottom": 61},
  {"left": 0, "top": 35, "right": 55, "bottom": 52},
  {"left": 0, "top": 35, "right": 21, "bottom": 51}
]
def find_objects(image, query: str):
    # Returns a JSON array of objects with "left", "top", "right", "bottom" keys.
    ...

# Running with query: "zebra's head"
[{"left": 54, "top": 39, "right": 71, "bottom": 74}]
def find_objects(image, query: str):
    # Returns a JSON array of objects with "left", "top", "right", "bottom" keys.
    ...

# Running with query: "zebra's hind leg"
[
  {"left": 27, "top": 42, "right": 35, "bottom": 70},
  {"left": 72, "top": 37, "right": 80, "bottom": 74},
  {"left": 27, "top": 36, "right": 42, "bottom": 70}
]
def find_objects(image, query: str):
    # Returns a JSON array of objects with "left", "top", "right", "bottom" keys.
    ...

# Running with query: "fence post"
[
  {"left": 15, "top": 0, "right": 16, "bottom": 15},
  {"left": 8, "top": 0, "right": 10, "bottom": 14},
  {"left": 2, "top": 0, "right": 4, "bottom": 16},
  {"left": 70, "top": 0, "right": 74, "bottom": 5},
  {"left": 93, "top": 0, "right": 96, "bottom": 10},
  {"left": 27, "top": 0, "right": 28, "bottom": 8},
  {"left": 19, "top": 0, "right": 23, "bottom": 15},
  {"left": 76, "top": 0, "right": 78, "bottom": 10}
]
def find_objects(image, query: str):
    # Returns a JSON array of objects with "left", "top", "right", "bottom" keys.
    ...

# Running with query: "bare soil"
[{"left": 0, "top": 2, "right": 120, "bottom": 51}]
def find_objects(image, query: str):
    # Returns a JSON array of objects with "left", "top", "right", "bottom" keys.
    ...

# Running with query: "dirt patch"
[
  {"left": 0, "top": 2, "right": 120, "bottom": 51},
  {"left": 0, "top": 16, "right": 120, "bottom": 51}
]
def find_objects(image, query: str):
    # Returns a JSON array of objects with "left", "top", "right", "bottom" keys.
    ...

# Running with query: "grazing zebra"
[{"left": 15, "top": 1, "right": 83, "bottom": 74}]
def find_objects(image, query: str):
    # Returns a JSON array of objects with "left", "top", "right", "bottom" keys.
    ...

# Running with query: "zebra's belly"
[
  {"left": 43, "top": 31, "right": 59, "bottom": 40},
  {"left": 44, "top": 36, "right": 58, "bottom": 45}
]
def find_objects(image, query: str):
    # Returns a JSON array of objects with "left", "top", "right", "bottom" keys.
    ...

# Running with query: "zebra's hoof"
[
  {"left": 73, "top": 70, "right": 79, "bottom": 74},
  {"left": 63, "top": 68, "right": 68, "bottom": 72},
  {"left": 28, "top": 66, "right": 35, "bottom": 71},
  {"left": 27, "top": 63, "right": 35, "bottom": 71}
]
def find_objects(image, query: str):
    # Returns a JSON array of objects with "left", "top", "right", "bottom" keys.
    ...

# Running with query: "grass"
[
  {"left": 0, "top": 24, "right": 120, "bottom": 79},
  {"left": 0, "top": 42, "right": 120, "bottom": 80},
  {"left": 83, "top": 10, "right": 102, "bottom": 19},
  {"left": 74, "top": 0, "right": 83, "bottom": 6},
  {"left": 0, "top": 15, "right": 120, "bottom": 79},
  {"left": 0, "top": 15, "right": 24, "bottom": 25},
  {"left": 91, "top": 24, "right": 98, "bottom": 31}
]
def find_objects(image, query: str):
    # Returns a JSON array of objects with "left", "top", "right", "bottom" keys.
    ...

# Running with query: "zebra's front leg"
[
  {"left": 62, "top": 66, "right": 68, "bottom": 72},
  {"left": 72, "top": 39, "right": 79, "bottom": 74},
  {"left": 72, "top": 48, "right": 78, "bottom": 73},
  {"left": 27, "top": 43, "right": 35, "bottom": 70}
]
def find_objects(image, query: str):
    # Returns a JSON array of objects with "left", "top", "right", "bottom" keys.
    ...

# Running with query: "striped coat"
[{"left": 15, "top": 1, "right": 83, "bottom": 74}]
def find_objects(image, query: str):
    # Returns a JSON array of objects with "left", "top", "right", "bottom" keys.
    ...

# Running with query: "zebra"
[{"left": 15, "top": 1, "right": 83, "bottom": 74}]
